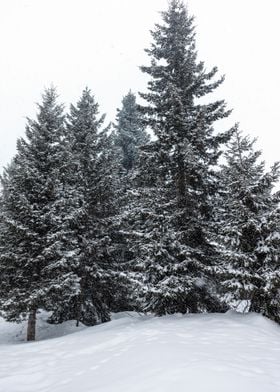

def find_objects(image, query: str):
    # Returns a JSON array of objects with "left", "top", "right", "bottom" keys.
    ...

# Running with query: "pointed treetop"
[
  {"left": 36, "top": 86, "right": 64, "bottom": 123},
  {"left": 68, "top": 87, "right": 105, "bottom": 133}
]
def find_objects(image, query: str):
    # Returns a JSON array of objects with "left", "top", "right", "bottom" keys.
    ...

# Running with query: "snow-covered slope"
[{"left": 1, "top": 311, "right": 280, "bottom": 392}]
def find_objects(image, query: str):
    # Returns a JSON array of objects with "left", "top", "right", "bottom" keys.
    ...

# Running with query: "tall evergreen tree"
[
  {"left": 0, "top": 88, "right": 78, "bottom": 340},
  {"left": 216, "top": 128, "right": 280, "bottom": 318},
  {"left": 126, "top": 0, "right": 232, "bottom": 315},
  {"left": 112, "top": 92, "right": 151, "bottom": 311},
  {"left": 113, "top": 90, "right": 149, "bottom": 173},
  {"left": 50, "top": 87, "right": 121, "bottom": 326}
]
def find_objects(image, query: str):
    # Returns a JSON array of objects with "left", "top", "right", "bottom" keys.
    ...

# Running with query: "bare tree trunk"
[{"left": 27, "top": 309, "right": 37, "bottom": 341}]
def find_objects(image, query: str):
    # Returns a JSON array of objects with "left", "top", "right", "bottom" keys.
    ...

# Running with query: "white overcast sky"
[{"left": 0, "top": 0, "right": 279, "bottom": 171}]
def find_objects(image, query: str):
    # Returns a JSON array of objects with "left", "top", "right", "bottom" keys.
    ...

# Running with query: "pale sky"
[{"left": 0, "top": 0, "right": 279, "bottom": 171}]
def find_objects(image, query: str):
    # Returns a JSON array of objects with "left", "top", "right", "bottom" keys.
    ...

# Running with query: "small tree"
[
  {"left": 216, "top": 128, "right": 280, "bottom": 317},
  {"left": 261, "top": 205, "right": 280, "bottom": 322}
]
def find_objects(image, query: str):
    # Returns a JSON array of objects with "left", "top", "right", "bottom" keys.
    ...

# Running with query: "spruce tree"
[
  {"left": 0, "top": 88, "right": 79, "bottom": 340},
  {"left": 112, "top": 92, "right": 151, "bottom": 311},
  {"left": 127, "top": 0, "right": 232, "bottom": 315},
  {"left": 52, "top": 87, "right": 121, "bottom": 325},
  {"left": 217, "top": 128, "right": 280, "bottom": 318},
  {"left": 113, "top": 90, "right": 149, "bottom": 173},
  {"left": 261, "top": 205, "right": 280, "bottom": 322}
]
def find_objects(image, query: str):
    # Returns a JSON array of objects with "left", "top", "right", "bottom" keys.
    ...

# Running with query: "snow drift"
[{"left": 1, "top": 311, "right": 280, "bottom": 392}]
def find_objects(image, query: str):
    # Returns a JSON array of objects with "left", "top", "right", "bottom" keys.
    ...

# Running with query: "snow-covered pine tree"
[
  {"left": 111, "top": 92, "right": 151, "bottom": 311},
  {"left": 113, "top": 90, "right": 149, "bottom": 173},
  {"left": 54, "top": 87, "right": 122, "bottom": 325},
  {"left": 126, "top": 0, "right": 232, "bottom": 315},
  {"left": 261, "top": 202, "right": 280, "bottom": 322},
  {"left": 216, "top": 127, "right": 280, "bottom": 318},
  {"left": 0, "top": 88, "right": 79, "bottom": 341}
]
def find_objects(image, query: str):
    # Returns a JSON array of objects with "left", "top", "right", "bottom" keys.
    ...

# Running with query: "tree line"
[{"left": 0, "top": 0, "right": 279, "bottom": 341}]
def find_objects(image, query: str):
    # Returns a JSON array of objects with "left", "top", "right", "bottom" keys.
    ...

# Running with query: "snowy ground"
[{"left": 1, "top": 311, "right": 280, "bottom": 392}]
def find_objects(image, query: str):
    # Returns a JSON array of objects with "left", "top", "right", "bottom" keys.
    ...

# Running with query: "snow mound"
[{"left": 1, "top": 311, "right": 280, "bottom": 392}]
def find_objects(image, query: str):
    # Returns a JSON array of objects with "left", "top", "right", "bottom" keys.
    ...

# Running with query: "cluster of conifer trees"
[{"left": 0, "top": 0, "right": 279, "bottom": 340}]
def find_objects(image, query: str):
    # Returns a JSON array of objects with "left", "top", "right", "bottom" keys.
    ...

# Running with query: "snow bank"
[{"left": 1, "top": 311, "right": 280, "bottom": 391}]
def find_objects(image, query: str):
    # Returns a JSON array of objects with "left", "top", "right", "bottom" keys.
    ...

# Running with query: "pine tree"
[
  {"left": 112, "top": 92, "right": 151, "bottom": 311},
  {"left": 261, "top": 204, "right": 280, "bottom": 322},
  {"left": 126, "top": 0, "right": 232, "bottom": 315},
  {"left": 217, "top": 128, "right": 280, "bottom": 317},
  {"left": 0, "top": 88, "right": 79, "bottom": 340},
  {"left": 113, "top": 90, "right": 149, "bottom": 173},
  {"left": 51, "top": 87, "right": 122, "bottom": 326}
]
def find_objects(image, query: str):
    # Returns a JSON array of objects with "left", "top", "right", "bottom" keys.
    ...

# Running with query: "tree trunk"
[
  {"left": 76, "top": 316, "right": 80, "bottom": 327},
  {"left": 27, "top": 309, "right": 37, "bottom": 341},
  {"left": 76, "top": 295, "right": 82, "bottom": 327}
]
